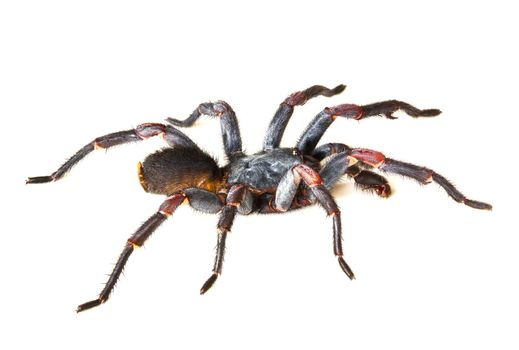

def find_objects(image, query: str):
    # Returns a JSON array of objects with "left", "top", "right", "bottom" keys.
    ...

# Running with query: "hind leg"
[{"left": 27, "top": 123, "right": 197, "bottom": 184}]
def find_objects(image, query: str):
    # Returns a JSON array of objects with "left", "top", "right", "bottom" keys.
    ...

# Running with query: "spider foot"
[
  {"left": 76, "top": 298, "right": 104, "bottom": 313},
  {"left": 338, "top": 257, "right": 355, "bottom": 280},
  {"left": 26, "top": 175, "right": 54, "bottom": 184},
  {"left": 200, "top": 273, "right": 219, "bottom": 295},
  {"left": 358, "top": 101, "right": 442, "bottom": 120},
  {"left": 417, "top": 108, "right": 442, "bottom": 117},
  {"left": 464, "top": 199, "right": 492, "bottom": 210},
  {"left": 392, "top": 102, "right": 441, "bottom": 118},
  {"left": 384, "top": 107, "right": 441, "bottom": 119},
  {"left": 374, "top": 184, "right": 391, "bottom": 198},
  {"left": 285, "top": 84, "right": 346, "bottom": 106}
]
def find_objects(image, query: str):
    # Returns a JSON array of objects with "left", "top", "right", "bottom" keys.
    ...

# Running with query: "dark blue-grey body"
[{"left": 226, "top": 148, "right": 303, "bottom": 191}]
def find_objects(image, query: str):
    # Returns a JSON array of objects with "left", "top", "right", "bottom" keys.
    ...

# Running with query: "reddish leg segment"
[{"left": 314, "top": 143, "right": 391, "bottom": 197}]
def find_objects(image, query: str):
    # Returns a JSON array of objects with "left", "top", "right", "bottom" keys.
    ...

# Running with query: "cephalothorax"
[{"left": 27, "top": 84, "right": 491, "bottom": 312}]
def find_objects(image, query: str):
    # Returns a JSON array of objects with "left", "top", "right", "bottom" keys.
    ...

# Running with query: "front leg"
[
  {"left": 313, "top": 143, "right": 392, "bottom": 197},
  {"left": 167, "top": 101, "right": 243, "bottom": 161},
  {"left": 263, "top": 84, "right": 346, "bottom": 151},
  {"left": 296, "top": 101, "right": 441, "bottom": 154},
  {"left": 267, "top": 164, "right": 356, "bottom": 280}
]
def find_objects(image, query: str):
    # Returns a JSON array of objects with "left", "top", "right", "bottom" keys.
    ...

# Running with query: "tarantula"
[{"left": 27, "top": 84, "right": 491, "bottom": 312}]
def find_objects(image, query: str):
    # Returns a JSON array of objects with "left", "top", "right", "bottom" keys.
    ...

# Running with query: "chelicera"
[{"left": 27, "top": 84, "right": 492, "bottom": 312}]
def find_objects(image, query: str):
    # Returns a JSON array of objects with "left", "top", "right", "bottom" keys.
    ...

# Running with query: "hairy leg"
[
  {"left": 167, "top": 101, "right": 243, "bottom": 160},
  {"left": 200, "top": 184, "right": 252, "bottom": 294},
  {"left": 347, "top": 148, "right": 492, "bottom": 210},
  {"left": 27, "top": 123, "right": 197, "bottom": 184},
  {"left": 76, "top": 193, "right": 186, "bottom": 312},
  {"left": 314, "top": 143, "right": 391, "bottom": 197},
  {"left": 293, "top": 164, "right": 355, "bottom": 279},
  {"left": 263, "top": 84, "right": 346, "bottom": 151},
  {"left": 297, "top": 101, "right": 440, "bottom": 154}
]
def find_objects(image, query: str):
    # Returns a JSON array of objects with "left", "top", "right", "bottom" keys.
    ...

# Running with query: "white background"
[{"left": 1, "top": 1, "right": 517, "bottom": 349}]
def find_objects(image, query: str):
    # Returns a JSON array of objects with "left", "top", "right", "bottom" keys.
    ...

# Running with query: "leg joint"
[
  {"left": 284, "top": 91, "right": 308, "bottom": 106},
  {"left": 159, "top": 193, "right": 187, "bottom": 216},
  {"left": 135, "top": 123, "right": 167, "bottom": 140},
  {"left": 293, "top": 164, "right": 323, "bottom": 187},
  {"left": 127, "top": 240, "right": 140, "bottom": 249},
  {"left": 198, "top": 101, "right": 232, "bottom": 117},
  {"left": 349, "top": 148, "right": 386, "bottom": 168},
  {"left": 324, "top": 104, "right": 363, "bottom": 120}
]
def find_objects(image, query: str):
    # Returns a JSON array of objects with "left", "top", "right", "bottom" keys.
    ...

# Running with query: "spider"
[{"left": 27, "top": 84, "right": 492, "bottom": 312}]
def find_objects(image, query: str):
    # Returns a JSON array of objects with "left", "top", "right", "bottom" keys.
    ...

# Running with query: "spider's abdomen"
[
  {"left": 138, "top": 147, "right": 222, "bottom": 195},
  {"left": 226, "top": 148, "right": 302, "bottom": 191}
]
